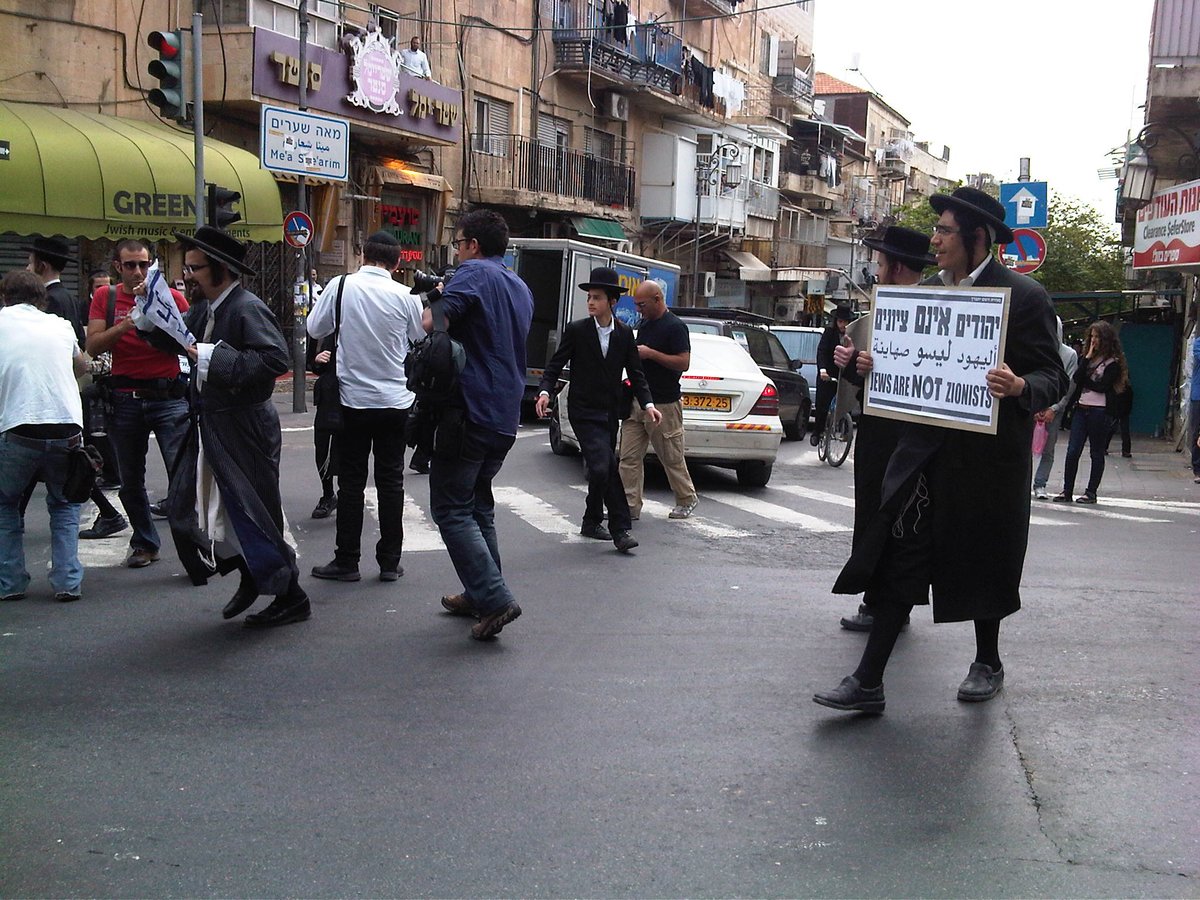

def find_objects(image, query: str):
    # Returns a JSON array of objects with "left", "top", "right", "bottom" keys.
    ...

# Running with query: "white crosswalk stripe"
[
  {"left": 1030, "top": 501, "right": 1170, "bottom": 524},
  {"left": 698, "top": 490, "right": 851, "bottom": 533},
  {"left": 492, "top": 486, "right": 589, "bottom": 542},
  {"left": 566, "top": 485, "right": 752, "bottom": 538}
]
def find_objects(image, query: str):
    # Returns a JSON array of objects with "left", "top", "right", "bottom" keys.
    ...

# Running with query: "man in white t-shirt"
[
  {"left": 0, "top": 270, "right": 88, "bottom": 603},
  {"left": 306, "top": 230, "right": 425, "bottom": 583},
  {"left": 399, "top": 36, "right": 432, "bottom": 79}
]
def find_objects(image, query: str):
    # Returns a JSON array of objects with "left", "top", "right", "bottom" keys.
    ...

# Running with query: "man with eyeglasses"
[{"left": 85, "top": 239, "right": 190, "bottom": 568}]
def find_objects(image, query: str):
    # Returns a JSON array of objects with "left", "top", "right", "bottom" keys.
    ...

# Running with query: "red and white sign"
[
  {"left": 998, "top": 228, "right": 1047, "bottom": 275},
  {"left": 1133, "top": 177, "right": 1200, "bottom": 270}
]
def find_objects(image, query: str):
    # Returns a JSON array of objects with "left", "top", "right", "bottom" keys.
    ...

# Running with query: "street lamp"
[
  {"left": 1119, "top": 122, "right": 1200, "bottom": 212},
  {"left": 692, "top": 140, "right": 743, "bottom": 304}
]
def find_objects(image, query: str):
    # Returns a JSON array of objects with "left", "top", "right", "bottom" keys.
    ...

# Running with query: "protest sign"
[
  {"left": 141, "top": 262, "right": 195, "bottom": 351},
  {"left": 861, "top": 284, "right": 1011, "bottom": 435}
]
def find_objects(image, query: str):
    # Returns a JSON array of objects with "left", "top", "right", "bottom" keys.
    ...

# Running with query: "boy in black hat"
[
  {"left": 812, "top": 303, "right": 854, "bottom": 444},
  {"left": 535, "top": 266, "right": 659, "bottom": 553},
  {"left": 23, "top": 236, "right": 83, "bottom": 343}
]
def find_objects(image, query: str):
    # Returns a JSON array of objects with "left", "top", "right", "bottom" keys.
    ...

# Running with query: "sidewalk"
[{"left": 1072, "top": 433, "right": 1199, "bottom": 501}]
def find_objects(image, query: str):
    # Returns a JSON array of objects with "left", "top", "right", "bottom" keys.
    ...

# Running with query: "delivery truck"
[{"left": 503, "top": 238, "right": 682, "bottom": 402}]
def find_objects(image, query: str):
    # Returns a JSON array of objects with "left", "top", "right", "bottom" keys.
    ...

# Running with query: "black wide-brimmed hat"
[
  {"left": 929, "top": 187, "right": 1014, "bottom": 245},
  {"left": 861, "top": 225, "right": 937, "bottom": 271},
  {"left": 20, "top": 235, "right": 72, "bottom": 269},
  {"left": 833, "top": 304, "right": 854, "bottom": 322},
  {"left": 172, "top": 225, "right": 257, "bottom": 276},
  {"left": 578, "top": 266, "right": 625, "bottom": 295}
]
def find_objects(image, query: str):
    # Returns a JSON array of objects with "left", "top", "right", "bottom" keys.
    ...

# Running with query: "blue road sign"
[{"left": 1000, "top": 181, "right": 1048, "bottom": 230}]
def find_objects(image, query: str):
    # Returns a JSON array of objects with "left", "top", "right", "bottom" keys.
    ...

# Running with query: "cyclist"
[{"left": 811, "top": 305, "right": 854, "bottom": 445}]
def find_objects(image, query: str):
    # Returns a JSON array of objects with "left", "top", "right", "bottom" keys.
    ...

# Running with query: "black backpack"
[{"left": 405, "top": 300, "right": 465, "bottom": 405}]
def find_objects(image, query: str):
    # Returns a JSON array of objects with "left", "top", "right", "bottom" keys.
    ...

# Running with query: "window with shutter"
[{"left": 472, "top": 95, "right": 511, "bottom": 156}]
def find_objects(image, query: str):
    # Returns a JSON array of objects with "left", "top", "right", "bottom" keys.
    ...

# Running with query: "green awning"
[
  {"left": 0, "top": 101, "right": 283, "bottom": 242},
  {"left": 572, "top": 216, "right": 626, "bottom": 242}
]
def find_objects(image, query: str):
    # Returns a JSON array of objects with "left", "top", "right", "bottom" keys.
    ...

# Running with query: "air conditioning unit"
[
  {"left": 602, "top": 92, "right": 629, "bottom": 121},
  {"left": 702, "top": 271, "right": 717, "bottom": 297}
]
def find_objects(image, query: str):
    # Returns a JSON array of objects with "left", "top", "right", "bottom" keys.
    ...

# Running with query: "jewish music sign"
[{"left": 862, "top": 284, "right": 1012, "bottom": 435}]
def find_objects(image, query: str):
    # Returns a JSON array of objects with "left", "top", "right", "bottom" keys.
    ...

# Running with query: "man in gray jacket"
[{"left": 1032, "top": 317, "right": 1078, "bottom": 500}]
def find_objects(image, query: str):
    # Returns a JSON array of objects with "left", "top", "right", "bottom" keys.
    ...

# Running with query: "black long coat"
[
  {"left": 538, "top": 316, "right": 652, "bottom": 416},
  {"left": 834, "top": 260, "right": 1068, "bottom": 622}
]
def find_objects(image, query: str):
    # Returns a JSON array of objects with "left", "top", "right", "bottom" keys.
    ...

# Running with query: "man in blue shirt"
[{"left": 424, "top": 210, "right": 533, "bottom": 640}]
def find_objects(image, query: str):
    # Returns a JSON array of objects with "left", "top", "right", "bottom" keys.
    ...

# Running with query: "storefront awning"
[
  {"left": 369, "top": 165, "right": 453, "bottom": 193},
  {"left": 0, "top": 102, "right": 283, "bottom": 242},
  {"left": 572, "top": 216, "right": 626, "bottom": 242},
  {"left": 723, "top": 249, "right": 772, "bottom": 282}
]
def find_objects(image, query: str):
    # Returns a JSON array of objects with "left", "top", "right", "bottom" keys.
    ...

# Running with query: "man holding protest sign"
[
  {"left": 86, "top": 239, "right": 189, "bottom": 569},
  {"left": 814, "top": 188, "right": 1067, "bottom": 714}
]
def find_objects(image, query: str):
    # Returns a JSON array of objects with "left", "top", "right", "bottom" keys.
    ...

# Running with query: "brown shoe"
[
  {"left": 470, "top": 601, "right": 522, "bottom": 640},
  {"left": 125, "top": 548, "right": 159, "bottom": 568},
  {"left": 441, "top": 593, "right": 479, "bottom": 619}
]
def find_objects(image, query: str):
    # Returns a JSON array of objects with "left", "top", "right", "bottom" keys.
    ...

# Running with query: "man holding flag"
[{"left": 86, "top": 239, "right": 190, "bottom": 569}]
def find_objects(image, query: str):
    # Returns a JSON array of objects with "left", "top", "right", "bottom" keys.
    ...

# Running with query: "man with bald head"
[{"left": 618, "top": 279, "right": 698, "bottom": 520}]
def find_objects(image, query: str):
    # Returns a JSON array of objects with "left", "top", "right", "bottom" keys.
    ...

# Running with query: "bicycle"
[{"left": 816, "top": 382, "right": 855, "bottom": 468}]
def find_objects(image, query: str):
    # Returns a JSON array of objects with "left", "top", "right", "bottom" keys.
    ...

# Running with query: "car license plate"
[{"left": 683, "top": 394, "right": 731, "bottom": 412}]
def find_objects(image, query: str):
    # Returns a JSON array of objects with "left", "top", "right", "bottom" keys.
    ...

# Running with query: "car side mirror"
[{"left": 790, "top": 359, "right": 802, "bottom": 370}]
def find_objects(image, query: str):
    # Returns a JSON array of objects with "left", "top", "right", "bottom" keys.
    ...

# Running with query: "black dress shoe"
[
  {"left": 957, "top": 662, "right": 1004, "bottom": 702},
  {"left": 244, "top": 593, "right": 311, "bottom": 629},
  {"left": 840, "top": 604, "right": 874, "bottom": 632},
  {"left": 311, "top": 560, "right": 361, "bottom": 581},
  {"left": 379, "top": 567, "right": 404, "bottom": 582},
  {"left": 80, "top": 513, "right": 128, "bottom": 539},
  {"left": 222, "top": 580, "right": 259, "bottom": 619},
  {"left": 311, "top": 495, "right": 338, "bottom": 519},
  {"left": 149, "top": 499, "right": 168, "bottom": 519},
  {"left": 813, "top": 675, "right": 885, "bottom": 713},
  {"left": 612, "top": 530, "right": 638, "bottom": 552},
  {"left": 580, "top": 522, "right": 612, "bottom": 541}
]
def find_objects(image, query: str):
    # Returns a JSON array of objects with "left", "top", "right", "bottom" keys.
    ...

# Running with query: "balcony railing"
[
  {"left": 772, "top": 73, "right": 814, "bottom": 106},
  {"left": 472, "top": 135, "right": 636, "bottom": 210},
  {"left": 552, "top": 0, "right": 683, "bottom": 92},
  {"left": 747, "top": 181, "right": 780, "bottom": 219}
]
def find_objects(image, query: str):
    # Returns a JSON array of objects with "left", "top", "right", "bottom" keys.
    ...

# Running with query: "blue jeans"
[
  {"left": 110, "top": 393, "right": 189, "bottom": 552},
  {"left": 429, "top": 420, "right": 517, "bottom": 616},
  {"left": 1190, "top": 400, "right": 1200, "bottom": 477},
  {"left": 0, "top": 432, "right": 83, "bottom": 596},
  {"left": 1032, "top": 413, "right": 1064, "bottom": 490},
  {"left": 1062, "top": 406, "right": 1111, "bottom": 497}
]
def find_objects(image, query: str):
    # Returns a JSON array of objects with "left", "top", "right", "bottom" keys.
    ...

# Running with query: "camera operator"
[{"left": 405, "top": 267, "right": 450, "bottom": 475}]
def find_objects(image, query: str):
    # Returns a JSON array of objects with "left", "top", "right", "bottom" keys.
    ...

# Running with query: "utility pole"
[
  {"left": 192, "top": 0, "right": 205, "bottom": 228},
  {"left": 292, "top": 0, "right": 309, "bottom": 413}
]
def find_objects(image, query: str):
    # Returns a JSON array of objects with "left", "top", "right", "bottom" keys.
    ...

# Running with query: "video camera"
[{"left": 411, "top": 270, "right": 443, "bottom": 294}]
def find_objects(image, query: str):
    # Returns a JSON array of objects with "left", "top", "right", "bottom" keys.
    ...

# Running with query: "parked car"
[
  {"left": 672, "top": 308, "right": 811, "bottom": 440},
  {"left": 770, "top": 324, "right": 824, "bottom": 417},
  {"left": 549, "top": 333, "right": 783, "bottom": 487}
]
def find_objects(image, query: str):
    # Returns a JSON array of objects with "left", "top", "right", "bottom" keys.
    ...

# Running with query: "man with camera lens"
[
  {"left": 85, "top": 239, "right": 189, "bottom": 569},
  {"left": 307, "top": 231, "right": 426, "bottom": 584}
]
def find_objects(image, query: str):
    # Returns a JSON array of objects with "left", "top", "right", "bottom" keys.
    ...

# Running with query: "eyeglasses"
[
  {"left": 119, "top": 260, "right": 152, "bottom": 271},
  {"left": 182, "top": 263, "right": 209, "bottom": 275},
  {"left": 450, "top": 237, "right": 472, "bottom": 248},
  {"left": 931, "top": 225, "right": 961, "bottom": 236}
]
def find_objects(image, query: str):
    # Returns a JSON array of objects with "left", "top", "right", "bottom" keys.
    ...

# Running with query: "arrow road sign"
[{"left": 1000, "top": 181, "right": 1048, "bottom": 229}]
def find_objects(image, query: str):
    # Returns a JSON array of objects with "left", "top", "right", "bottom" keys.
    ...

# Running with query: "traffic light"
[
  {"left": 206, "top": 183, "right": 242, "bottom": 229},
  {"left": 147, "top": 29, "right": 185, "bottom": 121}
]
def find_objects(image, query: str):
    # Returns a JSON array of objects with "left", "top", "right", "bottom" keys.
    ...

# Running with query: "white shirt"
[
  {"left": 307, "top": 265, "right": 425, "bottom": 409},
  {"left": 194, "top": 281, "right": 239, "bottom": 388},
  {"left": 596, "top": 318, "right": 615, "bottom": 357},
  {"left": 939, "top": 254, "right": 991, "bottom": 287},
  {"left": 0, "top": 304, "right": 83, "bottom": 431},
  {"left": 399, "top": 47, "right": 431, "bottom": 78}
]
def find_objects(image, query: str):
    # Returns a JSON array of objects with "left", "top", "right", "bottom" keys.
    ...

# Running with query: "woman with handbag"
[{"left": 1054, "top": 321, "right": 1128, "bottom": 504}]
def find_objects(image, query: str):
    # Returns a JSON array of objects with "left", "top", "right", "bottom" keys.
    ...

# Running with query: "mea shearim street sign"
[
  {"left": 1000, "top": 181, "right": 1048, "bottom": 229},
  {"left": 260, "top": 105, "right": 349, "bottom": 182},
  {"left": 999, "top": 227, "right": 1047, "bottom": 275}
]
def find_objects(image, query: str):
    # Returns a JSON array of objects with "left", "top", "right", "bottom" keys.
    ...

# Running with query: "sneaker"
[
  {"left": 149, "top": 499, "right": 168, "bottom": 519},
  {"left": 1075, "top": 493, "right": 1097, "bottom": 504},
  {"left": 311, "top": 495, "right": 337, "bottom": 519},
  {"left": 668, "top": 499, "right": 699, "bottom": 519},
  {"left": 1, "top": 592, "right": 26, "bottom": 602},
  {"left": 813, "top": 675, "right": 885, "bottom": 714},
  {"left": 470, "top": 601, "right": 521, "bottom": 640},
  {"left": 1051, "top": 493, "right": 1072, "bottom": 503},
  {"left": 311, "top": 560, "right": 361, "bottom": 582},
  {"left": 125, "top": 548, "right": 159, "bottom": 568},
  {"left": 580, "top": 522, "right": 612, "bottom": 541},
  {"left": 54, "top": 591, "right": 82, "bottom": 603},
  {"left": 441, "top": 593, "right": 480, "bottom": 619},
  {"left": 957, "top": 662, "right": 1004, "bottom": 702},
  {"left": 80, "top": 513, "right": 128, "bottom": 539},
  {"left": 1033, "top": 486, "right": 1048, "bottom": 500}
]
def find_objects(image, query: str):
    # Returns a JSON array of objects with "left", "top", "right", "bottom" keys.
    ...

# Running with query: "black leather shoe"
[
  {"left": 409, "top": 459, "right": 430, "bottom": 475},
  {"left": 840, "top": 604, "right": 874, "bottom": 632},
  {"left": 470, "top": 601, "right": 521, "bottom": 640},
  {"left": 1075, "top": 493, "right": 1097, "bottom": 504},
  {"left": 149, "top": 499, "right": 168, "bottom": 519},
  {"left": 957, "top": 662, "right": 1004, "bottom": 702},
  {"left": 813, "top": 675, "right": 885, "bottom": 713},
  {"left": 244, "top": 593, "right": 311, "bottom": 629},
  {"left": 580, "top": 522, "right": 612, "bottom": 541},
  {"left": 311, "top": 560, "right": 361, "bottom": 581},
  {"left": 222, "top": 580, "right": 259, "bottom": 619},
  {"left": 612, "top": 530, "right": 638, "bottom": 553},
  {"left": 311, "top": 495, "right": 337, "bottom": 519},
  {"left": 80, "top": 514, "right": 128, "bottom": 539},
  {"left": 379, "top": 567, "right": 404, "bottom": 582}
]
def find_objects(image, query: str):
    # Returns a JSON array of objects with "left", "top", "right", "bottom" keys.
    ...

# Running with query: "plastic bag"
[{"left": 1032, "top": 420, "right": 1048, "bottom": 456}]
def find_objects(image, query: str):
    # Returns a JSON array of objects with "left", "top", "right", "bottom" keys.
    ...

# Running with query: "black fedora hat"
[
  {"left": 929, "top": 187, "right": 1014, "bottom": 245},
  {"left": 20, "top": 235, "right": 72, "bottom": 269},
  {"left": 833, "top": 304, "right": 854, "bottom": 322},
  {"left": 861, "top": 225, "right": 936, "bottom": 271},
  {"left": 578, "top": 266, "right": 625, "bottom": 295},
  {"left": 172, "top": 225, "right": 257, "bottom": 277}
]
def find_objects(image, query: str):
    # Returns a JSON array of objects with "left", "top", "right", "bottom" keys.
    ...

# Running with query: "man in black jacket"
[
  {"left": 811, "top": 304, "right": 853, "bottom": 445},
  {"left": 536, "top": 267, "right": 660, "bottom": 553},
  {"left": 22, "top": 236, "right": 82, "bottom": 343}
]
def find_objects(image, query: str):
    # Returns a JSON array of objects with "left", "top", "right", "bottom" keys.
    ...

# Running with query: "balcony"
[
  {"left": 677, "top": 0, "right": 738, "bottom": 15},
  {"left": 552, "top": 0, "right": 683, "bottom": 93},
  {"left": 746, "top": 181, "right": 780, "bottom": 219},
  {"left": 472, "top": 135, "right": 635, "bottom": 211},
  {"left": 772, "top": 73, "right": 814, "bottom": 108}
]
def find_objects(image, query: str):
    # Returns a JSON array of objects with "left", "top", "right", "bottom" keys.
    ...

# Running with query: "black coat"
[
  {"left": 816, "top": 322, "right": 844, "bottom": 379},
  {"left": 834, "top": 260, "right": 1069, "bottom": 622},
  {"left": 45, "top": 281, "right": 83, "bottom": 345},
  {"left": 538, "top": 316, "right": 652, "bottom": 416}
]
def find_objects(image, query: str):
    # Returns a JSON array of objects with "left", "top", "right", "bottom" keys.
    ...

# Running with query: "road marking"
[
  {"left": 1090, "top": 497, "right": 1200, "bottom": 517},
  {"left": 772, "top": 484, "right": 855, "bottom": 508},
  {"left": 698, "top": 491, "right": 851, "bottom": 533},
  {"left": 568, "top": 485, "right": 751, "bottom": 538},
  {"left": 281, "top": 426, "right": 314, "bottom": 433},
  {"left": 361, "top": 487, "right": 445, "bottom": 552},
  {"left": 1033, "top": 502, "right": 1171, "bottom": 524},
  {"left": 492, "top": 486, "right": 588, "bottom": 542}
]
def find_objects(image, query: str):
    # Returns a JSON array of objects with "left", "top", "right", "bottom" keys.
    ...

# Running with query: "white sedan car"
[{"left": 548, "top": 332, "right": 783, "bottom": 487}]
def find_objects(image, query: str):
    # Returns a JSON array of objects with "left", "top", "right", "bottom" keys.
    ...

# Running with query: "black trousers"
[
  {"left": 814, "top": 378, "right": 837, "bottom": 436},
  {"left": 570, "top": 406, "right": 631, "bottom": 534},
  {"left": 335, "top": 406, "right": 409, "bottom": 571}
]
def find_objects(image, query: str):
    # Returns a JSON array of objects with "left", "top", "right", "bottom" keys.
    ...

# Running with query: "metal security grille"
[{"left": 242, "top": 242, "right": 289, "bottom": 323}]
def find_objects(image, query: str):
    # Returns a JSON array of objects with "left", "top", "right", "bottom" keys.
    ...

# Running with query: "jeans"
[
  {"left": 1062, "top": 405, "right": 1111, "bottom": 497},
  {"left": 109, "top": 393, "right": 189, "bottom": 552},
  {"left": 0, "top": 432, "right": 83, "bottom": 597},
  {"left": 429, "top": 420, "right": 517, "bottom": 616},
  {"left": 1191, "top": 400, "right": 1200, "bottom": 477},
  {"left": 1032, "top": 414, "right": 1064, "bottom": 490},
  {"left": 334, "top": 406, "right": 409, "bottom": 571}
]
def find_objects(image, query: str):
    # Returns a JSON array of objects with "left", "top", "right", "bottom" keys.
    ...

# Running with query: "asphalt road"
[{"left": 2, "top": 405, "right": 1197, "bottom": 898}]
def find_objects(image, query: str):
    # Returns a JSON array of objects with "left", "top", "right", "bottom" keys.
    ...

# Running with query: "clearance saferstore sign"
[{"left": 1134, "top": 178, "right": 1200, "bottom": 270}]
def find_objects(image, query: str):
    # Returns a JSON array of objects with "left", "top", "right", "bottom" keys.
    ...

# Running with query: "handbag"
[
  {"left": 312, "top": 275, "right": 347, "bottom": 433},
  {"left": 62, "top": 443, "right": 104, "bottom": 503}
]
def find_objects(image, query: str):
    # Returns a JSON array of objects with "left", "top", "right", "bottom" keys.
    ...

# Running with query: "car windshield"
[
  {"left": 774, "top": 330, "right": 821, "bottom": 363},
  {"left": 686, "top": 334, "right": 763, "bottom": 377},
  {"left": 685, "top": 322, "right": 722, "bottom": 335}
]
